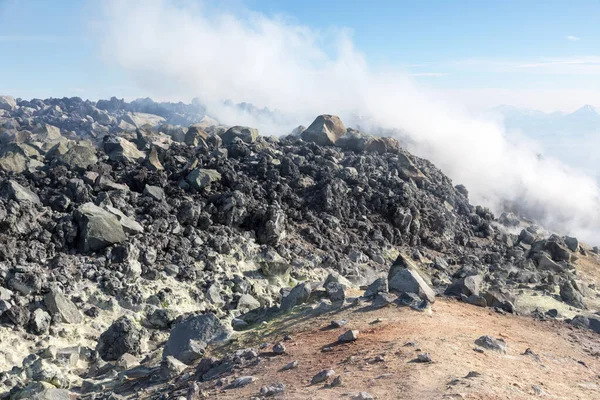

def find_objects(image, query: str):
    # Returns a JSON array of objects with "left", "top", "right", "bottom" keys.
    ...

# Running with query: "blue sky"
[{"left": 1, "top": 0, "right": 599, "bottom": 111}]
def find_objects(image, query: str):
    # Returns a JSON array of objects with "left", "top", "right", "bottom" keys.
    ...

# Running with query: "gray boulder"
[
  {"left": 163, "top": 313, "right": 230, "bottom": 364},
  {"left": 44, "top": 291, "right": 83, "bottom": 324},
  {"left": 103, "top": 136, "right": 146, "bottom": 163},
  {"left": 445, "top": 274, "right": 483, "bottom": 297},
  {"left": 3, "top": 180, "right": 40, "bottom": 204},
  {"left": 280, "top": 282, "right": 312, "bottom": 312},
  {"left": 564, "top": 236, "right": 579, "bottom": 252},
  {"left": 364, "top": 277, "right": 388, "bottom": 298},
  {"left": 0, "top": 95, "right": 17, "bottom": 111},
  {"left": 143, "top": 184, "right": 165, "bottom": 201},
  {"left": 570, "top": 315, "right": 600, "bottom": 334},
  {"left": 97, "top": 316, "right": 143, "bottom": 361},
  {"left": 301, "top": 115, "right": 346, "bottom": 146},
  {"left": 186, "top": 168, "right": 221, "bottom": 190},
  {"left": 221, "top": 126, "right": 259, "bottom": 144},
  {"left": 74, "top": 202, "right": 127, "bottom": 252},
  {"left": 57, "top": 145, "right": 98, "bottom": 169},
  {"left": 387, "top": 255, "right": 435, "bottom": 303},
  {"left": 560, "top": 280, "right": 586, "bottom": 309}
]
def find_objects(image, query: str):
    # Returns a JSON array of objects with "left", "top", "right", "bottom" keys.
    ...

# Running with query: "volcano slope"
[{"left": 0, "top": 96, "right": 599, "bottom": 399}]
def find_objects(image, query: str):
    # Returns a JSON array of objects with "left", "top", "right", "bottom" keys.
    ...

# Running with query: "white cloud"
[
  {"left": 566, "top": 35, "right": 581, "bottom": 41},
  {"left": 94, "top": 0, "right": 600, "bottom": 243}
]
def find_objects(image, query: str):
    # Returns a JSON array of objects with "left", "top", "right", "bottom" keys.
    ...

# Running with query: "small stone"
[
  {"left": 474, "top": 335, "right": 507, "bottom": 353},
  {"left": 226, "top": 376, "right": 255, "bottom": 389},
  {"left": 329, "top": 375, "right": 344, "bottom": 387},
  {"left": 352, "top": 392, "right": 375, "bottom": 400},
  {"left": 259, "top": 382, "right": 285, "bottom": 397},
  {"left": 281, "top": 360, "right": 298, "bottom": 371},
  {"left": 338, "top": 330, "right": 359, "bottom": 343},
  {"left": 416, "top": 353, "right": 432, "bottom": 363},
  {"left": 311, "top": 369, "right": 335, "bottom": 384},
  {"left": 273, "top": 342, "right": 286, "bottom": 355},
  {"left": 330, "top": 319, "right": 347, "bottom": 328}
]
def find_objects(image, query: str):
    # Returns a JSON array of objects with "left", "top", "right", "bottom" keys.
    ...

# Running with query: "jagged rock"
[
  {"left": 143, "top": 184, "right": 165, "bottom": 201},
  {"left": 160, "top": 355, "right": 187, "bottom": 380},
  {"left": 186, "top": 168, "right": 222, "bottom": 190},
  {"left": 3, "top": 180, "right": 40, "bottom": 204},
  {"left": 25, "top": 358, "right": 70, "bottom": 388},
  {"left": 388, "top": 254, "right": 435, "bottom": 303},
  {"left": 104, "top": 205, "right": 144, "bottom": 234},
  {"left": 163, "top": 313, "right": 230, "bottom": 364},
  {"left": 546, "top": 241, "right": 571, "bottom": 262},
  {"left": 104, "top": 136, "right": 146, "bottom": 163},
  {"left": 519, "top": 229, "right": 535, "bottom": 245},
  {"left": 537, "top": 254, "right": 563, "bottom": 272},
  {"left": 565, "top": 236, "right": 579, "bottom": 252},
  {"left": 301, "top": 115, "right": 346, "bottom": 146},
  {"left": 184, "top": 126, "right": 208, "bottom": 146},
  {"left": 280, "top": 282, "right": 312, "bottom": 312},
  {"left": 325, "top": 281, "right": 346, "bottom": 302},
  {"left": 560, "top": 280, "right": 586, "bottom": 309},
  {"left": 74, "top": 202, "right": 127, "bottom": 252},
  {"left": 57, "top": 144, "right": 98, "bottom": 169},
  {"left": 445, "top": 274, "right": 483, "bottom": 297},
  {"left": 0, "top": 95, "right": 17, "bottom": 111},
  {"left": 29, "top": 308, "right": 51, "bottom": 335},
  {"left": 222, "top": 126, "right": 259, "bottom": 144},
  {"left": 96, "top": 316, "right": 144, "bottom": 361},
  {"left": 364, "top": 277, "right": 388, "bottom": 298},
  {"left": 44, "top": 291, "right": 83, "bottom": 324}
]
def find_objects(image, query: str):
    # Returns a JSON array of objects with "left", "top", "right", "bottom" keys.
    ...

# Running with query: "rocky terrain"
[{"left": 0, "top": 94, "right": 599, "bottom": 399}]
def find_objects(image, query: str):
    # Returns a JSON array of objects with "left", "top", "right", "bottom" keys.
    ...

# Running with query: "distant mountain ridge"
[{"left": 488, "top": 104, "right": 600, "bottom": 137}]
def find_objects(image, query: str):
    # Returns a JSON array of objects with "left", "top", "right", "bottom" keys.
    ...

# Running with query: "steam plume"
[{"left": 94, "top": 0, "right": 600, "bottom": 243}]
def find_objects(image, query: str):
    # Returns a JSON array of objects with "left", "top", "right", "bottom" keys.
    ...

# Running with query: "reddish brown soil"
[{"left": 199, "top": 299, "right": 600, "bottom": 399}]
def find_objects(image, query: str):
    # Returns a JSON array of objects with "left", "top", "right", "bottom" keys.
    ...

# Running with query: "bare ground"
[{"left": 174, "top": 296, "right": 600, "bottom": 400}]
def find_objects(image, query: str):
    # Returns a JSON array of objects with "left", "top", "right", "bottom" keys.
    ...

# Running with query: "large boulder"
[
  {"left": 186, "top": 168, "right": 221, "bottom": 190},
  {"left": 57, "top": 145, "right": 98, "bottom": 170},
  {"left": 387, "top": 254, "right": 435, "bottom": 303},
  {"left": 301, "top": 115, "right": 346, "bottom": 146},
  {"left": 121, "top": 112, "right": 166, "bottom": 128},
  {"left": 97, "top": 316, "right": 144, "bottom": 361},
  {"left": 103, "top": 136, "right": 146, "bottom": 163},
  {"left": 221, "top": 126, "right": 259, "bottom": 144},
  {"left": 560, "top": 280, "right": 586, "bottom": 309},
  {"left": 184, "top": 126, "right": 209, "bottom": 146},
  {"left": 280, "top": 282, "right": 312, "bottom": 311},
  {"left": 74, "top": 202, "right": 127, "bottom": 252},
  {"left": 571, "top": 315, "right": 600, "bottom": 334},
  {"left": 445, "top": 274, "right": 483, "bottom": 297},
  {"left": 44, "top": 291, "right": 83, "bottom": 324},
  {"left": 163, "top": 313, "right": 230, "bottom": 364},
  {"left": 3, "top": 180, "right": 40, "bottom": 204},
  {"left": 0, "top": 95, "right": 17, "bottom": 111}
]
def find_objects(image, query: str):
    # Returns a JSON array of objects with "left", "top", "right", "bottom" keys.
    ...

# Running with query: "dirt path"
[{"left": 201, "top": 299, "right": 600, "bottom": 399}]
